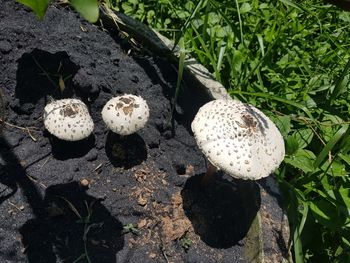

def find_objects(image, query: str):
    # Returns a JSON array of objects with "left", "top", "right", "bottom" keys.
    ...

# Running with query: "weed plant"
[{"left": 108, "top": 0, "right": 350, "bottom": 262}]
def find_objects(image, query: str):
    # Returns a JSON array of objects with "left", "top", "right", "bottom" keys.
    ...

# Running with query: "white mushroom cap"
[
  {"left": 101, "top": 94, "right": 149, "bottom": 135},
  {"left": 191, "top": 99, "right": 285, "bottom": 180},
  {"left": 43, "top": 98, "right": 94, "bottom": 141}
]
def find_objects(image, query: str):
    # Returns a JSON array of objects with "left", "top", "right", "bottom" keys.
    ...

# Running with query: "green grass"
[{"left": 108, "top": 0, "right": 350, "bottom": 262}]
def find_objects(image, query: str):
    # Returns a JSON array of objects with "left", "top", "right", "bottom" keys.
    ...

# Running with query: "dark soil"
[{"left": 0, "top": 1, "right": 263, "bottom": 262}]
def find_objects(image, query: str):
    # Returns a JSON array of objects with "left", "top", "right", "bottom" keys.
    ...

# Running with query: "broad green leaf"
[
  {"left": 70, "top": 0, "right": 99, "bottom": 23},
  {"left": 342, "top": 236, "right": 350, "bottom": 248},
  {"left": 270, "top": 115, "right": 291, "bottom": 138},
  {"left": 284, "top": 149, "right": 316, "bottom": 173},
  {"left": 121, "top": 3, "right": 133, "bottom": 14},
  {"left": 339, "top": 153, "right": 350, "bottom": 166},
  {"left": 309, "top": 199, "right": 345, "bottom": 230},
  {"left": 17, "top": 0, "right": 49, "bottom": 19},
  {"left": 232, "top": 49, "right": 244, "bottom": 72},
  {"left": 293, "top": 128, "right": 313, "bottom": 149},
  {"left": 321, "top": 160, "right": 347, "bottom": 177},
  {"left": 338, "top": 189, "right": 350, "bottom": 214},
  {"left": 240, "top": 3, "right": 251, "bottom": 14},
  {"left": 285, "top": 135, "right": 299, "bottom": 155}
]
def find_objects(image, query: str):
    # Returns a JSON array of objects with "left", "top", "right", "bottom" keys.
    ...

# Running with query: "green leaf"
[
  {"left": 338, "top": 189, "right": 350, "bottom": 213},
  {"left": 270, "top": 115, "right": 291, "bottom": 138},
  {"left": 309, "top": 199, "right": 345, "bottom": 230},
  {"left": 285, "top": 135, "right": 299, "bottom": 155},
  {"left": 321, "top": 160, "right": 347, "bottom": 177},
  {"left": 293, "top": 128, "right": 313, "bottom": 149},
  {"left": 240, "top": 3, "right": 252, "bottom": 14},
  {"left": 314, "top": 124, "right": 349, "bottom": 168},
  {"left": 232, "top": 49, "right": 244, "bottom": 72},
  {"left": 330, "top": 58, "right": 350, "bottom": 101},
  {"left": 339, "top": 153, "right": 350, "bottom": 166},
  {"left": 17, "top": 0, "right": 49, "bottom": 19},
  {"left": 284, "top": 149, "right": 316, "bottom": 173},
  {"left": 70, "top": 0, "right": 99, "bottom": 23}
]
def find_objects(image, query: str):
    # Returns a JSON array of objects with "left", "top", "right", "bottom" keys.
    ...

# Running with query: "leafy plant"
[
  {"left": 61, "top": 198, "right": 103, "bottom": 263},
  {"left": 112, "top": 0, "right": 350, "bottom": 261},
  {"left": 180, "top": 234, "right": 192, "bottom": 252},
  {"left": 17, "top": 0, "right": 99, "bottom": 22},
  {"left": 122, "top": 223, "right": 140, "bottom": 235}
]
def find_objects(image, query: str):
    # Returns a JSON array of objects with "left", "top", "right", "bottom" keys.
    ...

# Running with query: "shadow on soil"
[
  {"left": 181, "top": 173, "right": 261, "bottom": 248},
  {"left": 0, "top": 137, "right": 124, "bottom": 263},
  {"left": 15, "top": 48, "right": 79, "bottom": 105},
  {"left": 105, "top": 131, "right": 147, "bottom": 169},
  {"left": 0, "top": 137, "right": 42, "bottom": 213},
  {"left": 0, "top": 139, "right": 19, "bottom": 205},
  {"left": 47, "top": 132, "right": 96, "bottom": 160},
  {"left": 20, "top": 182, "right": 124, "bottom": 263}
]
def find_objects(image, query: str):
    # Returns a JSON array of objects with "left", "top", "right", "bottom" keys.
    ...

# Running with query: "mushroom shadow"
[
  {"left": 15, "top": 48, "right": 79, "bottom": 105},
  {"left": 20, "top": 181, "right": 124, "bottom": 263},
  {"left": 47, "top": 132, "right": 96, "bottom": 160},
  {"left": 181, "top": 173, "right": 261, "bottom": 248},
  {"left": 0, "top": 138, "right": 19, "bottom": 205},
  {"left": 105, "top": 131, "right": 147, "bottom": 169}
]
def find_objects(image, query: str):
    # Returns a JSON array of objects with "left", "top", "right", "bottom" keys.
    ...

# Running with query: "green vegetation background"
[
  {"left": 109, "top": 1, "right": 350, "bottom": 262},
  {"left": 14, "top": 0, "right": 350, "bottom": 262}
]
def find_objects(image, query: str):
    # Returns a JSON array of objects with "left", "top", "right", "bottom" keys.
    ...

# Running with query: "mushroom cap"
[
  {"left": 191, "top": 99, "right": 285, "bottom": 180},
  {"left": 101, "top": 94, "right": 150, "bottom": 135},
  {"left": 43, "top": 98, "right": 94, "bottom": 141}
]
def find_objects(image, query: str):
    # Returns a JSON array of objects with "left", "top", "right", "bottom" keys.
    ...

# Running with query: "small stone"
[
  {"left": 137, "top": 195, "right": 148, "bottom": 206},
  {"left": 0, "top": 40, "right": 12, "bottom": 54},
  {"left": 80, "top": 179, "right": 90, "bottom": 188},
  {"left": 138, "top": 219, "right": 147, "bottom": 229},
  {"left": 130, "top": 75, "right": 139, "bottom": 83},
  {"left": 149, "top": 253, "right": 157, "bottom": 259}
]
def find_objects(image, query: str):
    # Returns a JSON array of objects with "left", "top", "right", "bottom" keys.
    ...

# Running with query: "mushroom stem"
[{"left": 201, "top": 162, "right": 217, "bottom": 186}]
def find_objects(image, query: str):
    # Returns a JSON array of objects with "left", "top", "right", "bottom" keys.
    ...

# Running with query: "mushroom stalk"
[{"left": 201, "top": 162, "right": 217, "bottom": 186}]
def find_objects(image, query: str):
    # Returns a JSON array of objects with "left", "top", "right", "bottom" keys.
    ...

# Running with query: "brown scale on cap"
[
  {"left": 235, "top": 113, "right": 258, "bottom": 136},
  {"left": 59, "top": 103, "right": 80, "bottom": 118}
]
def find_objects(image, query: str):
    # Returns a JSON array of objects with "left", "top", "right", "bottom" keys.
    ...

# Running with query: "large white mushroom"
[
  {"left": 43, "top": 98, "right": 94, "bottom": 141},
  {"left": 191, "top": 99, "right": 285, "bottom": 183},
  {"left": 101, "top": 94, "right": 149, "bottom": 135}
]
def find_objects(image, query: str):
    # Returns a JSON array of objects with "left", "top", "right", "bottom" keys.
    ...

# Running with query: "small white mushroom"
[
  {"left": 43, "top": 98, "right": 94, "bottom": 141},
  {"left": 101, "top": 94, "right": 149, "bottom": 135},
  {"left": 191, "top": 99, "right": 285, "bottom": 182}
]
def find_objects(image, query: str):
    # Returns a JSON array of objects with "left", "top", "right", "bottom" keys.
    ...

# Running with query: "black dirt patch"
[{"left": 0, "top": 1, "right": 267, "bottom": 262}]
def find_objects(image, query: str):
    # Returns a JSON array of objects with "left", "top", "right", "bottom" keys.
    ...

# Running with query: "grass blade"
[
  {"left": 228, "top": 90, "right": 314, "bottom": 120},
  {"left": 330, "top": 57, "right": 350, "bottom": 101},
  {"left": 314, "top": 124, "right": 349, "bottom": 168},
  {"left": 170, "top": 38, "right": 186, "bottom": 121}
]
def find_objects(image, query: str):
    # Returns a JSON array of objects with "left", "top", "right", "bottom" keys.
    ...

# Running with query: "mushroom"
[
  {"left": 101, "top": 94, "right": 149, "bottom": 135},
  {"left": 43, "top": 98, "right": 94, "bottom": 141},
  {"left": 191, "top": 99, "right": 285, "bottom": 184}
]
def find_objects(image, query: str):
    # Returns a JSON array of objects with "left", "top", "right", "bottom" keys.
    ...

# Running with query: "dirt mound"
[{"left": 0, "top": 1, "right": 263, "bottom": 262}]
